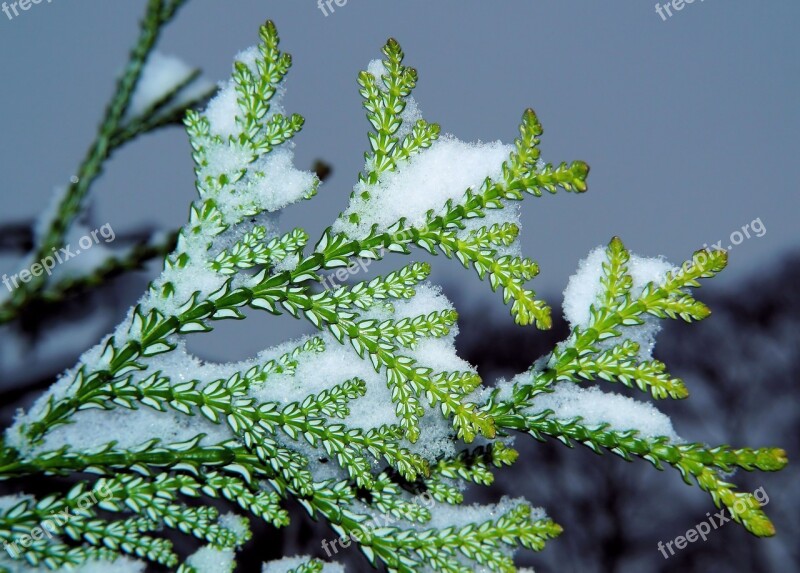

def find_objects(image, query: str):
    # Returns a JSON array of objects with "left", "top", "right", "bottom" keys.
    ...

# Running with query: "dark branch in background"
[
  {"left": 2, "top": 230, "right": 175, "bottom": 337},
  {"left": 39, "top": 231, "right": 178, "bottom": 305},
  {"left": 0, "top": 220, "right": 34, "bottom": 252},
  {"left": 313, "top": 159, "right": 333, "bottom": 182}
]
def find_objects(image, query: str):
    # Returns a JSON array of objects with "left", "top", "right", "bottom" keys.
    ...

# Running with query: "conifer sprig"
[
  {"left": 0, "top": 13, "right": 785, "bottom": 573},
  {"left": 0, "top": 0, "right": 210, "bottom": 325}
]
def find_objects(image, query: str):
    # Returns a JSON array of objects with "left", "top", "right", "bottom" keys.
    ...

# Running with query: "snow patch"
[
  {"left": 263, "top": 556, "right": 344, "bottom": 573},
  {"left": 334, "top": 136, "right": 512, "bottom": 240},
  {"left": 422, "top": 496, "right": 544, "bottom": 530},
  {"left": 128, "top": 52, "right": 209, "bottom": 119},
  {"left": 530, "top": 383, "right": 680, "bottom": 440},
  {"left": 185, "top": 546, "right": 236, "bottom": 573},
  {"left": 562, "top": 245, "right": 676, "bottom": 360}
]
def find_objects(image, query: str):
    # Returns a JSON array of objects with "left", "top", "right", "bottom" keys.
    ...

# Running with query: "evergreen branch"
[
  {"left": 1, "top": 15, "right": 786, "bottom": 573},
  {"left": 430, "top": 442, "right": 519, "bottom": 488},
  {"left": 358, "top": 39, "right": 421, "bottom": 184},
  {"left": 488, "top": 395, "right": 787, "bottom": 537},
  {"left": 111, "top": 68, "right": 215, "bottom": 148},
  {"left": 0, "top": 0, "right": 189, "bottom": 324},
  {"left": 554, "top": 340, "right": 689, "bottom": 400},
  {"left": 561, "top": 238, "right": 728, "bottom": 355}
]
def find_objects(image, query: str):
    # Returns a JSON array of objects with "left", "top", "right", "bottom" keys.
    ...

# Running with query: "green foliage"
[
  {"left": 0, "top": 0, "right": 210, "bottom": 325},
  {"left": 0, "top": 9, "right": 785, "bottom": 573}
]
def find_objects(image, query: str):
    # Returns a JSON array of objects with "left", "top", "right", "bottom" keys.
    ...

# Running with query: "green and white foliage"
[
  {"left": 0, "top": 0, "right": 214, "bottom": 325},
  {"left": 0, "top": 18, "right": 785, "bottom": 573}
]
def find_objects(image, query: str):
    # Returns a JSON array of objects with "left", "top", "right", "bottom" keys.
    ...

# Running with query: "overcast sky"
[{"left": 1, "top": 0, "right": 798, "bottom": 359}]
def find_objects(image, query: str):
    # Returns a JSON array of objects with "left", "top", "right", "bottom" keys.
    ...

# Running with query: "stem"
[
  {"left": 17, "top": 229, "right": 400, "bottom": 444},
  {"left": 0, "top": 0, "right": 188, "bottom": 325},
  {"left": 0, "top": 443, "right": 241, "bottom": 478}
]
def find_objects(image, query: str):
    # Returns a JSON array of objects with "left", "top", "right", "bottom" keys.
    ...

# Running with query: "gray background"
[{"left": 1, "top": 0, "right": 798, "bottom": 294}]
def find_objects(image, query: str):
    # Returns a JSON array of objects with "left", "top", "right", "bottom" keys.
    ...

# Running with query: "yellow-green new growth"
[{"left": 0, "top": 11, "right": 785, "bottom": 573}]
